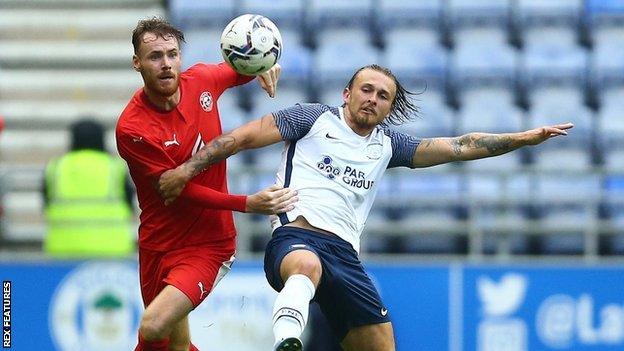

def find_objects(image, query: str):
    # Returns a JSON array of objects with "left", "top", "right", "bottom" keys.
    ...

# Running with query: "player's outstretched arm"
[
  {"left": 157, "top": 113, "right": 283, "bottom": 202},
  {"left": 412, "top": 123, "right": 573, "bottom": 168}
]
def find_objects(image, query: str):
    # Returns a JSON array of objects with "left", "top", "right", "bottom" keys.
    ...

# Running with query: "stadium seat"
[
  {"left": 532, "top": 174, "right": 600, "bottom": 255},
  {"left": 585, "top": 0, "right": 624, "bottom": 26},
  {"left": 522, "top": 27, "right": 588, "bottom": 84},
  {"left": 447, "top": 0, "right": 512, "bottom": 27},
  {"left": 317, "top": 81, "right": 347, "bottom": 107},
  {"left": 451, "top": 27, "right": 518, "bottom": 85},
  {"left": 306, "top": 0, "right": 373, "bottom": 29},
  {"left": 377, "top": 0, "right": 443, "bottom": 29},
  {"left": 182, "top": 28, "right": 224, "bottom": 69},
  {"left": 278, "top": 28, "right": 313, "bottom": 86},
  {"left": 457, "top": 87, "right": 523, "bottom": 133},
  {"left": 515, "top": 0, "right": 582, "bottom": 25},
  {"left": 527, "top": 85, "right": 593, "bottom": 142},
  {"left": 169, "top": 0, "right": 235, "bottom": 29},
  {"left": 239, "top": 0, "right": 305, "bottom": 28},
  {"left": 382, "top": 28, "right": 448, "bottom": 88},
  {"left": 601, "top": 175, "right": 624, "bottom": 254},
  {"left": 590, "top": 27, "right": 624, "bottom": 85},
  {"left": 314, "top": 28, "right": 380, "bottom": 86},
  {"left": 400, "top": 88, "right": 455, "bottom": 138}
]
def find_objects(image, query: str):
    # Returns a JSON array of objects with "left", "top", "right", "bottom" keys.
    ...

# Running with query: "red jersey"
[{"left": 116, "top": 62, "right": 254, "bottom": 251}]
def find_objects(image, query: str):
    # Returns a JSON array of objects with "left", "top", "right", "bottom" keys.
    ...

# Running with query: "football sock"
[
  {"left": 135, "top": 332, "right": 169, "bottom": 351},
  {"left": 272, "top": 274, "right": 316, "bottom": 344}
]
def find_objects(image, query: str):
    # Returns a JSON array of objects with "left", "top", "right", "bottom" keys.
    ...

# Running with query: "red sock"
[
  {"left": 135, "top": 332, "right": 169, "bottom": 351},
  {"left": 189, "top": 342, "right": 200, "bottom": 351}
]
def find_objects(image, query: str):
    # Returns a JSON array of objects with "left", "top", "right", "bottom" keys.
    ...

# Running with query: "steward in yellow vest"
[{"left": 43, "top": 119, "right": 135, "bottom": 257}]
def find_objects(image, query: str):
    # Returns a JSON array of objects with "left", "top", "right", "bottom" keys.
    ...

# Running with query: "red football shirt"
[{"left": 116, "top": 62, "right": 254, "bottom": 251}]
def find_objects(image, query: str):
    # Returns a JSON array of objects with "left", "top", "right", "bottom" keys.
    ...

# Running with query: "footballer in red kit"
[{"left": 116, "top": 17, "right": 296, "bottom": 351}]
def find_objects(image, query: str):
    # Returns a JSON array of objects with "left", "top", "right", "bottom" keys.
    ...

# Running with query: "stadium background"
[{"left": 1, "top": 0, "right": 624, "bottom": 350}]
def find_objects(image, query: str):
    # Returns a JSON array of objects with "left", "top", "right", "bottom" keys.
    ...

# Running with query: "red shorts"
[{"left": 138, "top": 239, "right": 236, "bottom": 307}]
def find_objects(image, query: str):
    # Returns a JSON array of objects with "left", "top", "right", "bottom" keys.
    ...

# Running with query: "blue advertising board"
[{"left": 2, "top": 260, "right": 624, "bottom": 350}]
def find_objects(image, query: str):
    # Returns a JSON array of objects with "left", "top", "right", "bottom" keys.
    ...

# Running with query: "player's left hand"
[
  {"left": 257, "top": 63, "right": 281, "bottom": 98},
  {"left": 158, "top": 166, "right": 192, "bottom": 205},
  {"left": 523, "top": 122, "right": 574, "bottom": 145}
]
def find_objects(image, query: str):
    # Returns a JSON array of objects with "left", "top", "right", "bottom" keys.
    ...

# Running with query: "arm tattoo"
[
  {"left": 184, "top": 134, "right": 237, "bottom": 177},
  {"left": 451, "top": 134, "right": 514, "bottom": 158},
  {"left": 473, "top": 135, "right": 513, "bottom": 154}
]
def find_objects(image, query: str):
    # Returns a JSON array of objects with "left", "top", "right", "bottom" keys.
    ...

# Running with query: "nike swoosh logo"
[{"left": 325, "top": 133, "right": 339, "bottom": 140}]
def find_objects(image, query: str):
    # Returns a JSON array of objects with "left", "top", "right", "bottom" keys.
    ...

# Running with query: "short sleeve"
[
  {"left": 116, "top": 129, "right": 176, "bottom": 180},
  {"left": 272, "top": 103, "right": 332, "bottom": 140},
  {"left": 384, "top": 128, "right": 421, "bottom": 169},
  {"left": 189, "top": 62, "right": 255, "bottom": 97}
]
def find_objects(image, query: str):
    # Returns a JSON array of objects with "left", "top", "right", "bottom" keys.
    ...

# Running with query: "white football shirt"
[{"left": 269, "top": 103, "right": 420, "bottom": 253}]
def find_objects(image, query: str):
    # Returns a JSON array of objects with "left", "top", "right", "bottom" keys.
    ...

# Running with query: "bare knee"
[
  {"left": 281, "top": 251, "right": 322, "bottom": 285},
  {"left": 139, "top": 312, "right": 170, "bottom": 341}
]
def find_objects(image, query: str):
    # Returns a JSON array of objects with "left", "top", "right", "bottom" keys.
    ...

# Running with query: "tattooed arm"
[
  {"left": 412, "top": 123, "right": 573, "bottom": 168},
  {"left": 157, "top": 113, "right": 283, "bottom": 201}
]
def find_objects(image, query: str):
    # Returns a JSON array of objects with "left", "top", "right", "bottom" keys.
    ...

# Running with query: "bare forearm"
[{"left": 450, "top": 132, "right": 528, "bottom": 161}]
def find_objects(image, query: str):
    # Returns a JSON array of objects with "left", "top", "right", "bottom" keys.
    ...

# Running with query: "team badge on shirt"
[{"left": 199, "top": 91, "right": 213, "bottom": 112}]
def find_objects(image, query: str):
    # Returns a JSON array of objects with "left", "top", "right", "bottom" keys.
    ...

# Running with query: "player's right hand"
[{"left": 246, "top": 184, "right": 298, "bottom": 215}]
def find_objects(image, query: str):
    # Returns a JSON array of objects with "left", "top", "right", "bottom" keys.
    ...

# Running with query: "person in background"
[{"left": 43, "top": 118, "right": 135, "bottom": 257}]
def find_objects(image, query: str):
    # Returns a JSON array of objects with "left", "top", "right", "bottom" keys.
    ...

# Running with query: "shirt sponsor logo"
[
  {"left": 317, "top": 157, "right": 375, "bottom": 189},
  {"left": 200, "top": 91, "right": 213, "bottom": 112}
]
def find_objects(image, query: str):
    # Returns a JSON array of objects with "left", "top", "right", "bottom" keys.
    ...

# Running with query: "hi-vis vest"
[{"left": 44, "top": 150, "right": 134, "bottom": 257}]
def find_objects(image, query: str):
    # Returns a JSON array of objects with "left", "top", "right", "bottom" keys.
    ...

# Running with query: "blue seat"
[
  {"left": 306, "top": 0, "right": 373, "bottom": 28},
  {"left": 377, "top": 0, "right": 443, "bottom": 28},
  {"left": 515, "top": 0, "right": 582, "bottom": 25},
  {"left": 278, "top": 29, "right": 312, "bottom": 86},
  {"left": 239, "top": 0, "right": 305, "bottom": 28},
  {"left": 585, "top": 0, "right": 624, "bottom": 26},
  {"left": 182, "top": 28, "right": 224, "bottom": 69},
  {"left": 382, "top": 28, "right": 448, "bottom": 87},
  {"left": 169, "top": 0, "right": 235, "bottom": 29},
  {"left": 457, "top": 87, "right": 523, "bottom": 133},
  {"left": 447, "top": 0, "right": 511, "bottom": 27},
  {"left": 451, "top": 28, "right": 518, "bottom": 85},
  {"left": 522, "top": 28, "right": 588, "bottom": 84},
  {"left": 532, "top": 174, "right": 600, "bottom": 255},
  {"left": 527, "top": 86, "right": 593, "bottom": 143},
  {"left": 590, "top": 27, "right": 624, "bottom": 85},
  {"left": 401, "top": 89, "right": 455, "bottom": 138},
  {"left": 314, "top": 28, "right": 380, "bottom": 86}
]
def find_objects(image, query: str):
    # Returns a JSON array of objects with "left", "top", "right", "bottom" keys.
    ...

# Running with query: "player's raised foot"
[{"left": 274, "top": 337, "right": 303, "bottom": 351}]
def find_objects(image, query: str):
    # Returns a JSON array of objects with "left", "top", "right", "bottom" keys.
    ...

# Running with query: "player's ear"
[
  {"left": 342, "top": 87, "right": 351, "bottom": 105},
  {"left": 132, "top": 55, "right": 140, "bottom": 72}
]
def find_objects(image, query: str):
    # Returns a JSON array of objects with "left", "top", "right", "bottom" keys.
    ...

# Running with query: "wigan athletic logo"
[
  {"left": 199, "top": 91, "right": 213, "bottom": 112},
  {"left": 49, "top": 262, "right": 143, "bottom": 351}
]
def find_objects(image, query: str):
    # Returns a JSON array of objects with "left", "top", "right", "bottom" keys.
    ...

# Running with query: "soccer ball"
[{"left": 220, "top": 14, "right": 282, "bottom": 76}]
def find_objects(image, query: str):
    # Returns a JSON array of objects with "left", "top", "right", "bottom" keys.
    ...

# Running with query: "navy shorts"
[{"left": 264, "top": 226, "right": 390, "bottom": 341}]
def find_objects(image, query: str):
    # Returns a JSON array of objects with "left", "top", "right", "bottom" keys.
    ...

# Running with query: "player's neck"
[
  {"left": 143, "top": 87, "right": 180, "bottom": 112},
  {"left": 342, "top": 107, "right": 375, "bottom": 137}
]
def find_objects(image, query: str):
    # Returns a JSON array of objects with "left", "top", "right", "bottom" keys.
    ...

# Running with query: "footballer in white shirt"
[{"left": 158, "top": 64, "right": 573, "bottom": 351}]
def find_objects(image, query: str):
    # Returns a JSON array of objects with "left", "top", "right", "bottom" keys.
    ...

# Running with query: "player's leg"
[
  {"left": 272, "top": 249, "right": 321, "bottom": 350},
  {"left": 265, "top": 227, "right": 325, "bottom": 351},
  {"left": 340, "top": 322, "right": 395, "bottom": 351},
  {"left": 140, "top": 285, "right": 194, "bottom": 341},
  {"left": 167, "top": 315, "right": 190, "bottom": 351}
]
